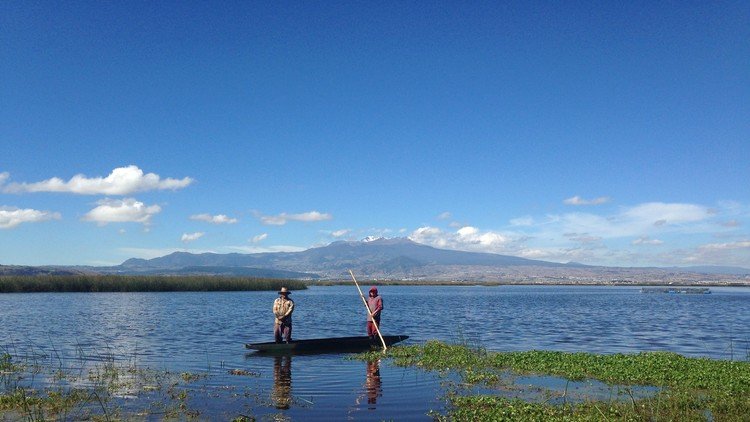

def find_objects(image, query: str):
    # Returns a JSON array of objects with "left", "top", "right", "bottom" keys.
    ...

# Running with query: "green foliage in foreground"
[
  {"left": 356, "top": 341, "right": 750, "bottom": 421},
  {"left": 0, "top": 275, "right": 307, "bottom": 293}
]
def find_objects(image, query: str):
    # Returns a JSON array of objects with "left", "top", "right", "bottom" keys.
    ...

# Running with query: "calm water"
[{"left": 2, "top": 285, "right": 749, "bottom": 419}]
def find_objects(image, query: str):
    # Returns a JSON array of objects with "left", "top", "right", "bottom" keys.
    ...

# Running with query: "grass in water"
[
  {"left": 0, "top": 351, "right": 210, "bottom": 420},
  {"left": 0, "top": 275, "right": 307, "bottom": 293},
  {"left": 355, "top": 340, "right": 750, "bottom": 421}
]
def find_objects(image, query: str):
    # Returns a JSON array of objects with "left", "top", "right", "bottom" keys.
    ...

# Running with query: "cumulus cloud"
[
  {"left": 251, "top": 233, "right": 268, "bottom": 243},
  {"left": 181, "top": 232, "right": 205, "bottom": 242},
  {"left": 410, "top": 225, "right": 514, "bottom": 252},
  {"left": 437, "top": 212, "right": 452, "bottom": 220},
  {"left": 331, "top": 229, "right": 350, "bottom": 238},
  {"left": 2, "top": 165, "right": 193, "bottom": 195},
  {"left": 0, "top": 206, "right": 61, "bottom": 229},
  {"left": 257, "top": 210, "right": 332, "bottom": 226},
  {"left": 190, "top": 213, "right": 238, "bottom": 224},
  {"left": 407, "top": 201, "right": 746, "bottom": 266},
  {"left": 0, "top": 172, "right": 9, "bottom": 186},
  {"left": 82, "top": 198, "right": 161, "bottom": 226},
  {"left": 563, "top": 196, "right": 611, "bottom": 206},
  {"left": 632, "top": 236, "right": 664, "bottom": 245}
]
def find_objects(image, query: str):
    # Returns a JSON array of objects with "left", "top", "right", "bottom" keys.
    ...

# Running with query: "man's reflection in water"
[
  {"left": 365, "top": 359, "right": 382, "bottom": 407},
  {"left": 271, "top": 355, "right": 292, "bottom": 409}
]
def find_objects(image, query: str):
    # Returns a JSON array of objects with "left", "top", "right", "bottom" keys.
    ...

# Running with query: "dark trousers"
[
  {"left": 274, "top": 321, "right": 292, "bottom": 343},
  {"left": 367, "top": 319, "right": 381, "bottom": 337}
]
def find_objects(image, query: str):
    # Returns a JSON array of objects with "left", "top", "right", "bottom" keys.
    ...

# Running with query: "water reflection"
[
  {"left": 272, "top": 355, "right": 292, "bottom": 409},
  {"left": 364, "top": 359, "right": 382, "bottom": 407}
]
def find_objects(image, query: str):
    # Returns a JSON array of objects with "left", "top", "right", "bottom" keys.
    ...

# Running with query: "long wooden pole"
[{"left": 349, "top": 270, "right": 387, "bottom": 351}]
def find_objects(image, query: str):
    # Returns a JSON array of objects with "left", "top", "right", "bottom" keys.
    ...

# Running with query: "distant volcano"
[{"left": 115, "top": 237, "right": 583, "bottom": 279}]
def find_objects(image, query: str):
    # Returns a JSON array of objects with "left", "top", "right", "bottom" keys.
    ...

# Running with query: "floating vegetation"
[
  {"left": 229, "top": 369, "right": 261, "bottom": 377},
  {"left": 641, "top": 286, "right": 711, "bottom": 294},
  {"left": 355, "top": 341, "right": 750, "bottom": 421},
  {"left": 0, "top": 275, "right": 307, "bottom": 293}
]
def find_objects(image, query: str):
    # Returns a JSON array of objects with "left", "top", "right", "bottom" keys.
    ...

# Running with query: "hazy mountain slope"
[{"left": 114, "top": 238, "right": 587, "bottom": 279}]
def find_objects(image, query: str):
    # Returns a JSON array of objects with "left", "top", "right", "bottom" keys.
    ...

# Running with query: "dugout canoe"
[{"left": 245, "top": 335, "right": 409, "bottom": 354}]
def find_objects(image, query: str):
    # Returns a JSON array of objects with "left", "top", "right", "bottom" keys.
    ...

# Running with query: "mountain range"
[
  {"left": 3, "top": 237, "right": 748, "bottom": 283},
  {"left": 114, "top": 237, "right": 584, "bottom": 279},
  {"left": 87, "top": 237, "right": 750, "bottom": 282}
]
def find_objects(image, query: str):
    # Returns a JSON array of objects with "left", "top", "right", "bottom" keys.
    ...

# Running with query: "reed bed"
[{"left": 0, "top": 275, "right": 307, "bottom": 293}]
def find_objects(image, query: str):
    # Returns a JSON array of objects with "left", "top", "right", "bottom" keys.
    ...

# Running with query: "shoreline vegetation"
[
  {"left": 315, "top": 279, "right": 750, "bottom": 287},
  {"left": 0, "top": 275, "right": 307, "bottom": 293},
  {"left": 1, "top": 274, "right": 749, "bottom": 293},
  {"left": 0, "top": 350, "right": 212, "bottom": 420},
  {"left": 3, "top": 341, "right": 748, "bottom": 421},
  {"left": 355, "top": 341, "right": 750, "bottom": 421}
]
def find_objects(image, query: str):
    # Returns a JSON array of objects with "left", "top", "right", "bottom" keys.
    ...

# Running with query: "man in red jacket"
[{"left": 366, "top": 286, "right": 383, "bottom": 342}]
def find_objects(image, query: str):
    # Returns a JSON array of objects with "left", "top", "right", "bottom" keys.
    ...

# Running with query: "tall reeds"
[{"left": 0, "top": 275, "right": 307, "bottom": 293}]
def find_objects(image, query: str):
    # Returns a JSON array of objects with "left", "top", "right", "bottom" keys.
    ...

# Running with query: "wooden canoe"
[{"left": 245, "top": 335, "right": 409, "bottom": 354}]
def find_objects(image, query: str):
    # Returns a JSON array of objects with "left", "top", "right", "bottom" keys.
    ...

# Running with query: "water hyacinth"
[{"left": 355, "top": 340, "right": 750, "bottom": 421}]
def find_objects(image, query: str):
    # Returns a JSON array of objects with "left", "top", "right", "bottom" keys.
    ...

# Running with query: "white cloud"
[
  {"left": 566, "top": 233, "right": 603, "bottom": 244},
  {"left": 516, "top": 247, "right": 595, "bottom": 262},
  {"left": 551, "top": 202, "right": 711, "bottom": 239},
  {"left": 563, "top": 196, "right": 611, "bottom": 206},
  {"left": 406, "top": 200, "right": 747, "bottom": 266},
  {"left": 226, "top": 244, "right": 307, "bottom": 254},
  {"left": 0, "top": 172, "right": 9, "bottom": 186},
  {"left": 673, "top": 240, "right": 750, "bottom": 266},
  {"left": 331, "top": 229, "right": 350, "bottom": 238},
  {"left": 410, "top": 226, "right": 514, "bottom": 252},
  {"left": 632, "top": 236, "right": 664, "bottom": 245},
  {"left": 698, "top": 240, "right": 750, "bottom": 251},
  {"left": 2, "top": 165, "right": 193, "bottom": 195},
  {"left": 621, "top": 202, "right": 707, "bottom": 225},
  {"left": 258, "top": 210, "right": 332, "bottom": 226},
  {"left": 190, "top": 213, "right": 238, "bottom": 224},
  {"left": 82, "top": 198, "right": 161, "bottom": 226},
  {"left": 0, "top": 206, "right": 61, "bottom": 229},
  {"left": 251, "top": 233, "right": 268, "bottom": 243},
  {"left": 181, "top": 232, "right": 205, "bottom": 242},
  {"left": 510, "top": 216, "right": 534, "bottom": 226},
  {"left": 437, "top": 211, "right": 452, "bottom": 220}
]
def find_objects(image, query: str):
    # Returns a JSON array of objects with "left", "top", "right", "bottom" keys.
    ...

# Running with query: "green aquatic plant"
[
  {"left": 0, "top": 350, "right": 210, "bottom": 420},
  {"left": 0, "top": 354, "right": 15, "bottom": 372},
  {"left": 356, "top": 341, "right": 750, "bottom": 421}
]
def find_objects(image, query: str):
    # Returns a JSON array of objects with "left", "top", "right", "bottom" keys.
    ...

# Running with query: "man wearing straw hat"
[{"left": 273, "top": 287, "right": 295, "bottom": 343}]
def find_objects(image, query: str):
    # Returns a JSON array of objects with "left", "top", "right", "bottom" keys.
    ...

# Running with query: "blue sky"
[{"left": 1, "top": 1, "right": 748, "bottom": 268}]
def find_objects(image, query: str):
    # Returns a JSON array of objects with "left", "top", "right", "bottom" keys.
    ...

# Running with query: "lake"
[{"left": 2, "top": 285, "right": 749, "bottom": 419}]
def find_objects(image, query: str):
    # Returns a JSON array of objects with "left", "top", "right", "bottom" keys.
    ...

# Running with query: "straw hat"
[{"left": 278, "top": 287, "right": 291, "bottom": 295}]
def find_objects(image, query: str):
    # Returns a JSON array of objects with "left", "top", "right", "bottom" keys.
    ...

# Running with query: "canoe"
[{"left": 245, "top": 335, "right": 409, "bottom": 354}]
